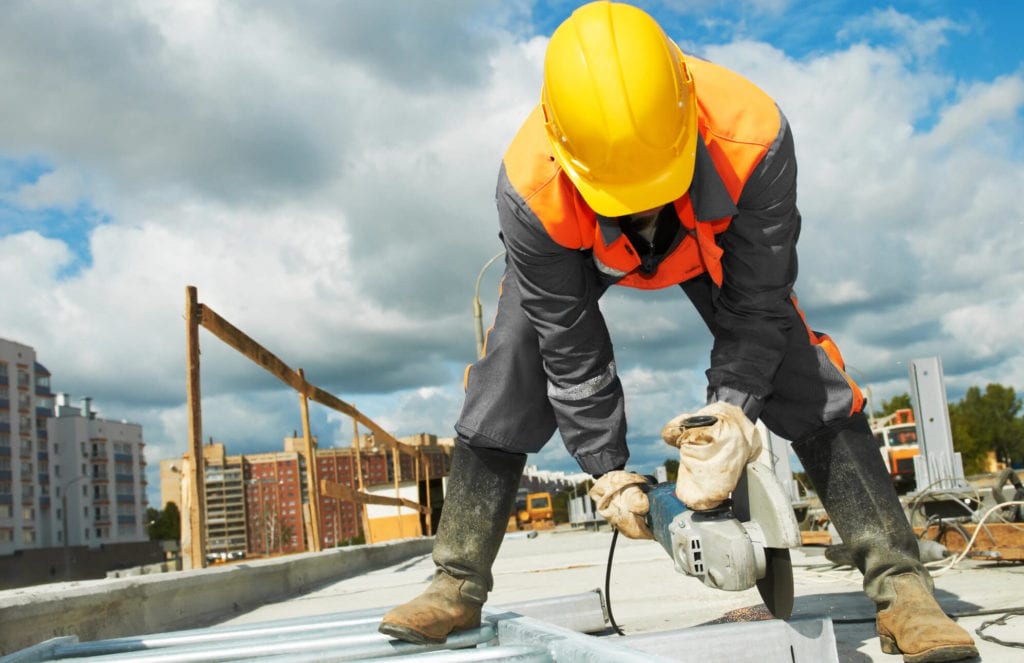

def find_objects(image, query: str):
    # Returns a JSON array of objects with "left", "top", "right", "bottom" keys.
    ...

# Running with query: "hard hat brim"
[{"left": 553, "top": 97, "right": 698, "bottom": 218}]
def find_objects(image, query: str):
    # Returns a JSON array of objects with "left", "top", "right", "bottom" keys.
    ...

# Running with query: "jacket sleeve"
[
  {"left": 707, "top": 115, "right": 801, "bottom": 416},
  {"left": 494, "top": 165, "right": 629, "bottom": 475}
]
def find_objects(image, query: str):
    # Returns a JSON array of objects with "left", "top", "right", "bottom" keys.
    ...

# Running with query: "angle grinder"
[{"left": 645, "top": 415, "right": 801, "bottom": 619}]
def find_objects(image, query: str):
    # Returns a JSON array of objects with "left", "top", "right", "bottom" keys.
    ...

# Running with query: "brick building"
[{"left": 162, "top": 433, "right": 452, "bottom": 560}]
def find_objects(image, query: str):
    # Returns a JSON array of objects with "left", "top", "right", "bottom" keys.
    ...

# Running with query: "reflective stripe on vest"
[{"left": 503, "top": 56, "right": 781, "bottom": 290}]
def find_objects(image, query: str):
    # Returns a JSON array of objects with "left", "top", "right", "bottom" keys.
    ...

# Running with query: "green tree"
[
  {"left": 949, "top": 384, "right": 1024, "bottom": 474},
  {"left": 875, "top": 393, "right": 912, "bottom": 418},
  {"left": 663, "top": 458, "right": 679, "bottom": 483},
  {"left": 148, "top": 502, "right": 181, "bottom": 541}
]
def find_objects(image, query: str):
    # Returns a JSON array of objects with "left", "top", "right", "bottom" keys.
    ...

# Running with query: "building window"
[
  {"left": 22, "top": 507, "right": 34, "bottom": 520},
  {"left": 0, "top": 505, "right": 11, "bottom": 518},
  {"left": 0, "top": 529, "right": 12, "bottom": 543},
  {"left": 23, "top": 529, "right": 35, "bottom": 544}
]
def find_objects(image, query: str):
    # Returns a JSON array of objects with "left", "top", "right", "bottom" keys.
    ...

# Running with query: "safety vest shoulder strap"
[
  {"left": 687, "top": 56, "right": 782, "bottom": 201},
  {"left": 503, "top": 105, "right": 595, "bottom": 250}
]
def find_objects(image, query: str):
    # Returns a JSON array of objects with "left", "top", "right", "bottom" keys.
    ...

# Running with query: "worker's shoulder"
[
  {"left": 502, "top": 105, "right": 562, "bottom": 197},
  {"left": 688, "top": 55, "right": 782, "bottom": 149},
  {"left": 501, "top": 106, "right": 584, "bottom": 221}
]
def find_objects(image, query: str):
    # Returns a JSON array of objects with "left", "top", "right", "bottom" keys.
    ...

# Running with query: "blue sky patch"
[{"left": 0, "top": 157, "right": 108, "bottom": 279}]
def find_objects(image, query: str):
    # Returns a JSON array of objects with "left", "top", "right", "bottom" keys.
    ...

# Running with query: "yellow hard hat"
[{"left": 542, "top": 1, "right": 698, "bottom": 217}]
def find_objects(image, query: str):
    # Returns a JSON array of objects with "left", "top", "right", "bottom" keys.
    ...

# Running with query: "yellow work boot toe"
[
  {"left": 378, "top": 573, "right": 482, "bottom": 644},
  {"left": 876, "top": 574, "right": 978, "bottom": 663}
]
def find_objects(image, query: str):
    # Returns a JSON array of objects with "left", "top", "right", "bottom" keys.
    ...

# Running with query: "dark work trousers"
[{"left": 455, "top": 267, "right": 862, "bottom": 473}]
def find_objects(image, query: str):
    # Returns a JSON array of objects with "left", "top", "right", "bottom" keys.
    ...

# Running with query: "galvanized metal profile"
[
  {"left": 2, "top": 592, "right": 839, "bottom": 663},
  {"left": 618, "top": 616, "right": 839, "bottom": 662},
  {"left": 0, "top": 592, "right": 608, "bottom": 663}
]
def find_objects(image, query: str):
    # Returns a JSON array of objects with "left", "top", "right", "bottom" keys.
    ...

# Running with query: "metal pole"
[
  {"left": 61, "top": 472, "right": 87, "bottom": 580},
  {"left": 473, "top": 251, "right": 505, "bottom": 359}
]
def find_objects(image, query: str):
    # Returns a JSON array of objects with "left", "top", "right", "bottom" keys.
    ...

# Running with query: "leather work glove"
[
  {"left": 661, "top": 401, "right": 763, "bottom": 511},
  {"left": 588, "top": 471, "right": 654, "bottom": 539}
]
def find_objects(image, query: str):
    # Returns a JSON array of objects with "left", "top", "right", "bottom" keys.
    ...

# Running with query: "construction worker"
[{"left": 379, "top": 2, "right": 977, "bottom": 661}]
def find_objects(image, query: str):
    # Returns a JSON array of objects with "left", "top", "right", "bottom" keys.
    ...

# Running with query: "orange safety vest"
[{"left": 502, "top": 56, "right": 782, "bottom": 290}]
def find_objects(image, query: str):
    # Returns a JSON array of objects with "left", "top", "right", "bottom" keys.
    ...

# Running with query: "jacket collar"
[{"left": 595, "top": 135, "right": 738, "bottom": 246}]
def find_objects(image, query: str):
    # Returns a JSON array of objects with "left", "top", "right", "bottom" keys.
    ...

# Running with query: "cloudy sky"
[{"left": 2, "top": 0, "right": 1022, "bottom": 505}]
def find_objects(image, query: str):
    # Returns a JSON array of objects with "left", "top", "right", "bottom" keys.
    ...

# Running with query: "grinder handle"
[{"left": 680, "top": 415, "right": 718, "bottom": 429}]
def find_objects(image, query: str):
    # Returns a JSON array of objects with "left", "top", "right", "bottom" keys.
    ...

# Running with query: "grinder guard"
[{"left": 645, "top": 462, "right": 800, "bottom": 617}]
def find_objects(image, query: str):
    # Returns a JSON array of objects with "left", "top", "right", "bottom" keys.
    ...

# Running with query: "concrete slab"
[{"left": 222, "top": 527, "right": 1024, "bottom": 662}]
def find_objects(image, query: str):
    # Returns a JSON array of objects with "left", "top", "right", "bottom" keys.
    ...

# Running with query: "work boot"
[
  {"left": 877, "top": 574, "right": 978, "bottom": 662},
  {"left": 792, "top": 415, "right": 977, "bottom": 663},
  {"left": 378, "top": 442, "right": 526, "bottom": 644}
]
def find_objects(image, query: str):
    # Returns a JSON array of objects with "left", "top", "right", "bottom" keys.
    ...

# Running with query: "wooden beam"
[
  {"left": 297, "top": 368, "right": 322, "bottom": 552},
  {"left": 184, "top": 286, "right": 207, "bottom": 570},
  {"left": 320, "top": 479, "right": 428, "bottom": 514},
  {"left": 196, "top": 302, "right": 419, "bottom": 457}
]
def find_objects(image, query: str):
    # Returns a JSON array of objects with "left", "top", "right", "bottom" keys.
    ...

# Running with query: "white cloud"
[
  {"left": 7, "top": 168, "right": 88, "bottom": 211},
  {"left": 837, "top": 8, "right": 967, "bottom": 61}
]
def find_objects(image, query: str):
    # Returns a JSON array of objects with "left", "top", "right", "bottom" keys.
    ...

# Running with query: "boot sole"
[
  {"left": 903, "top": 646, "right": 978, "bottom": 663},
  {"left": 378, "top": 622, "right": 447, "bottom": 645},
  {"left": 880, "top": 636, "right": 978, "bottom": 663}
]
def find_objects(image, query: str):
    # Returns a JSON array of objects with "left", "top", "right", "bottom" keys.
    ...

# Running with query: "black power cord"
[
  {"left": 605, "top": 528, "right": 625, "bottom": 635},
  {"left": 976, "top": 609, "right": 1024, "bottom": 649}
]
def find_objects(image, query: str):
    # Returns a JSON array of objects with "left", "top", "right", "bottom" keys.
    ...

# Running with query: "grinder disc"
[{"left": 757, "top": 547, "right": 794, "bottom": 619}]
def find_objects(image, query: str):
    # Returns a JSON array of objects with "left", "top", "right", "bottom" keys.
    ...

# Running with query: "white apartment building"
[{"left": 0, "top": 338, "right": 148, "bottom": 555}]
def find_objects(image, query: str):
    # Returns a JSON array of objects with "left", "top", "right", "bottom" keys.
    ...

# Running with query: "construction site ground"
[{"left": 218, "top": 524, "right": 1024, "bottom": 662}]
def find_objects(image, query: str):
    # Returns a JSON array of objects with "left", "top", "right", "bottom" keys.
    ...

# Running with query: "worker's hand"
[
  {"left": 661, "top": 401, "right": 763, "bottom": 511},
  {"left": 588, "top": 471, "right": 654, "bottom": 540}
]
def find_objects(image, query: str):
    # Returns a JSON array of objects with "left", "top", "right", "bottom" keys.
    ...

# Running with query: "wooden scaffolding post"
[
  {"left": 352, "top": 417, "right": 369, "bottom": 542},
  {"left": 297, "top": 368, "right": 322, "bottom": 552},
  {"left": 423, "top": 451, "right": 433, "bottom": 536},
  {"left": 392, "top": 446, "right": 404, "bottom": 538},
  {"left": 184, "top": 286, "right": 207, "bottom": 570}
]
